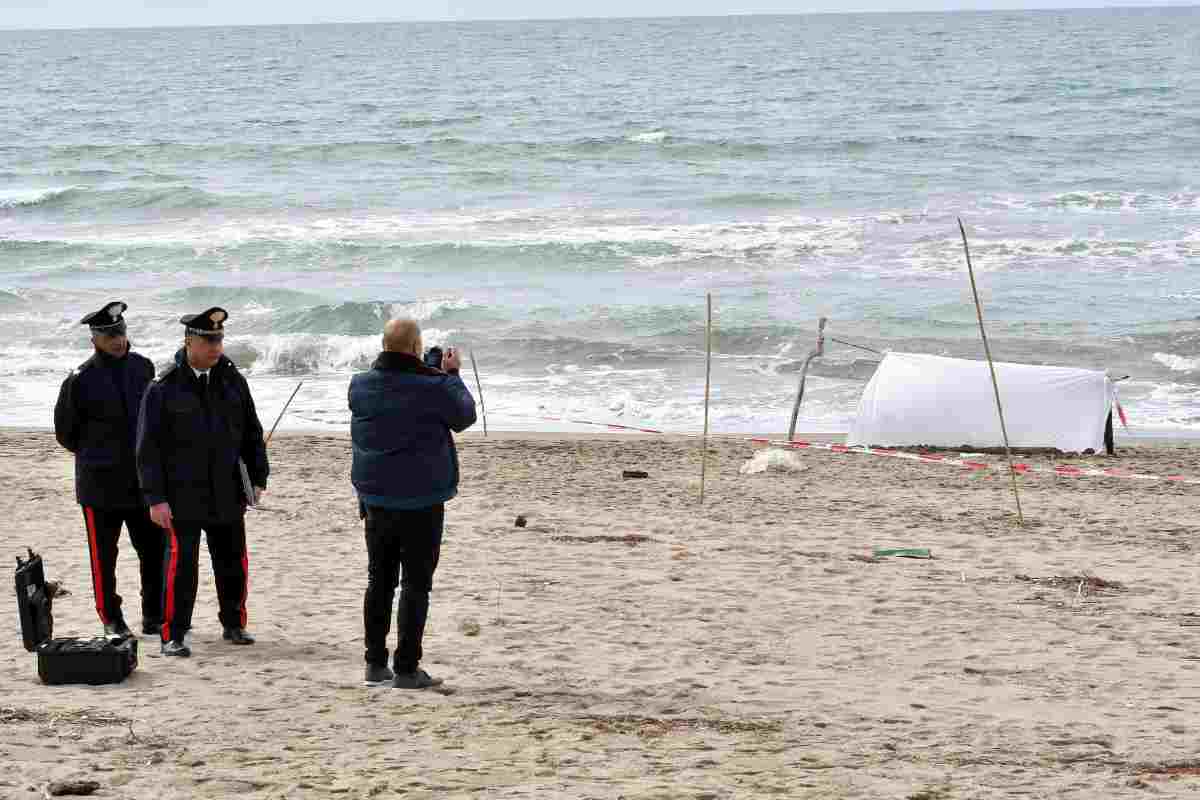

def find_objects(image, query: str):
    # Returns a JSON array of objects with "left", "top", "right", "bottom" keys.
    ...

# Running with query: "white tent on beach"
[{"left": 846, "top": 352, "right": 1115, "bottom": 453}]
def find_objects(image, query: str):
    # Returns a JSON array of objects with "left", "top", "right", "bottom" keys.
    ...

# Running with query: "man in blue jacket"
[{"left": 349, "top": 318, "right": 476, "bottom": 689}]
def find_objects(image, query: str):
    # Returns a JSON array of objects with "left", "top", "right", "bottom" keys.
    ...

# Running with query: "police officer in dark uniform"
[
  {"left": 136, "top": 307, "right": 269, "bottom": 657},
  {"left": 54, "top": 301, "right": 163, "bottom": 638}
]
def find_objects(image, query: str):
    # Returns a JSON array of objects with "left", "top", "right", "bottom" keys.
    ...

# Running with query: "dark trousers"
[
  {"left": 81, "top": 505, "right": 164, "bottom": 626},
  {"left": 161, "top": 518, "right": 249, "bottom": 643},
  {"left": 363, "top": 504, "right": 443, "bottom": 672}
]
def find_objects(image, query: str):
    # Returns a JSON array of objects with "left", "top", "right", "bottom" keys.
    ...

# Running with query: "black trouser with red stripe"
[
  {"left": 161, "top": 518, "right": 249, "bottom": 643},
  {"left": 81, "top": 505, "right": 164, "bottom": 628}
]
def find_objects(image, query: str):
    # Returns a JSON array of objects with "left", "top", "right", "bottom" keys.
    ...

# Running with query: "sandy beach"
[{"left": 4, "top": 428, "right": 1200, "bottom": 798}]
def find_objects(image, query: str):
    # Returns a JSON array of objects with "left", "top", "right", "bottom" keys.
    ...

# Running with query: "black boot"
[
  {"left": 222, "top": 627, "right": 256, "bottom": 645},
  {"left": 364, "top": 664, "right": 394, "bottom": 685},
  {"left": 161, "top": 639, "right": 191, "bottom": 657},
  {"left": 103, "top": 619, "right": 132, "bottom": 639},
  {"left": 391, "top": 668, "right": 443, "bottom": 689}
]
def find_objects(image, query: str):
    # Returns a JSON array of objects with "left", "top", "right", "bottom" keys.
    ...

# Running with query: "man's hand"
[
  {"left": 442, "top": 347, "right": 462, "bottom": 373},
  {"left": 149, "top": 502, "right": 172, "bottom": 529},
  {"left": 253, "top": 486, "right": 265, "bottom": 505}
]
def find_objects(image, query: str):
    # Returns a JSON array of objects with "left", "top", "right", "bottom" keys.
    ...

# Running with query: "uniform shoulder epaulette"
[{"left": 221, "top": 357, "right": 247, "bottom": 383}]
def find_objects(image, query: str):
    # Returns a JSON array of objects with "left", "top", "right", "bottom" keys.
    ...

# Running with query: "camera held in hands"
[{"left": 423, "top": 346, "right": 443, "bottom": 370}]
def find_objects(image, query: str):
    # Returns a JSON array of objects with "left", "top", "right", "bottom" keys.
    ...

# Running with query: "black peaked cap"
[
  {"left": 180, "top": 307, "right": 229, "bottom": 333},
  {"left": 79, "top": 301, "right": 127, "bottom": 331}
]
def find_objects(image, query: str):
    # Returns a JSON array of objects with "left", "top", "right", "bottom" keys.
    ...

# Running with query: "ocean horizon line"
[{"left": 3, "top": 3, "right": 1198, "bottom": 34}]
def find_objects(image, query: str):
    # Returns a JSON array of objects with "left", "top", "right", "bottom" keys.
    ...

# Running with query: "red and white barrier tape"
[{"left": 749, "top": 438, "right": 1200, "bottom": 485}]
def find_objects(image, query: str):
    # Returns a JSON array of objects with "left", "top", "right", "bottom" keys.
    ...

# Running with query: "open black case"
[{"left": 15, "top": 549, "right": 138, "bottom": 685}]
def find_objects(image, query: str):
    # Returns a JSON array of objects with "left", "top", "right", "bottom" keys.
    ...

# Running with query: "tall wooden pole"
[
  {"left": 469, "top": 351, "right": 488, "bottom": 437},
  {"left": 788, "top": 317, "right": 827, "bottom": 441},
  {"left": 700, "top": 293, "right": 713, "bottom": 505},
  {"left": 958, "top": 218, "right": 1024, "bottom": 527},
  {"left": 265, "top": 381, "right": 304, "bottom": 447}
]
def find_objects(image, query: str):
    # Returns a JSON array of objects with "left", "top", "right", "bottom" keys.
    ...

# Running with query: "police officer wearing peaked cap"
[
  {"left": 136, "top": 306, "right": 269, "bottom": 657},
  {"left": 54, "top": 301, "right": 164, "bottom": 639}
]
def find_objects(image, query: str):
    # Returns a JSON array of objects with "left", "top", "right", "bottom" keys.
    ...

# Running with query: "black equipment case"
[{"left": 15, "top": 549, "right": 137, "bottom": 685}]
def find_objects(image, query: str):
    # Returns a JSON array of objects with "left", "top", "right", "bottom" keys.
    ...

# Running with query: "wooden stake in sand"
[
  {"left": 958, "top": 218, "right": 1025, "bottom": 527},
  {"left": 240, "top": 381, "right": 302, "bottom": 510},
  {"left": 700, "top": 293, "right": 713, "bottom": 504},
  {"left": 469, "top": 351, "right": 488, "bottom": 437},
  {"left": 265, "top": 381, "right": 304, "bottom": 447},
  {"left": 787, "top": 316, "right": 827, "bottom": 441}
]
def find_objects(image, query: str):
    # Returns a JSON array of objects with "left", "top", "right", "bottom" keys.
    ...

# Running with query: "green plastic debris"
[{"left": 873, "top": 547, "right": 933, "bottom": 559}]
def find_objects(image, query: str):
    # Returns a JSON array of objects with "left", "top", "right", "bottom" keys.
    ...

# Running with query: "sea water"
[{"left": 2, "top": 10, "right": 1198, "bottom": 433}]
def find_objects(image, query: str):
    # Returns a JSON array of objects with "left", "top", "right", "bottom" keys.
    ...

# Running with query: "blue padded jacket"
[{"left": 349, "top": 351, "right": 477, "bottom": 510}]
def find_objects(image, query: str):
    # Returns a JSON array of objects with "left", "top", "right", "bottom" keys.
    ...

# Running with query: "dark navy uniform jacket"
[
  {"left": 136, "top": 349, "right": 269, "bottom": 524},
  {"left": 54, "top": 348, "right": 156, "bottom": 508},
  {"left": 349, "top": 351, "right": 476, "bottom": 510}
]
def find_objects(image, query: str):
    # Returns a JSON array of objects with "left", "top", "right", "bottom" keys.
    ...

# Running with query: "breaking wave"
[
  {"left": 1153, "top": 352, "right": 1200, "bottom": 373},
  {"left": 0, "top": 187, "right": 77, "bottom": 209}
]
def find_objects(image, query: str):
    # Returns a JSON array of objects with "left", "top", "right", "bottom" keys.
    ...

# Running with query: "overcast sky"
[{"left": 1, "top": 0, "right": 1194, "bottom": 30}]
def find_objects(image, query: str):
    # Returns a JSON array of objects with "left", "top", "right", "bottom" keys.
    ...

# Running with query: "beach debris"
[
  {"left": 0, "top": 707, "right": 40, "bottom": 724},
  {"left": 622, "top": 470, "right": 649, "bottom": 479},
  {"left": 873, "top": 548, "right": 933, "bottom": 559},
  {"left": 514, "top": 515, "right": 527, "bottom": 528},
  {"left": 582, "top": 714, "right": 782, "bottom": 739},
  {"left": 740, "top": 448, "right": 808, "bottom": 475},
  {"left": 47, "top": 779, "right": 101, "bottom": 797},
  {"left": 1013, "top": 574, "right": 1123, "bottom": 595},
  {"left": 551, "top": 533, "right": 653, "bottom": 546},
  {"left": 0, "top": 707, "right": 128, "bottom": 727},
  {"left": 1134, "top": 759, "right": 1200, "bottom": 780},
  {"left": 907, "top": 788, "right": 953, "bottom": 800},
  {"left": 459, "top": 618, "right": 481, "bottom": 637}
]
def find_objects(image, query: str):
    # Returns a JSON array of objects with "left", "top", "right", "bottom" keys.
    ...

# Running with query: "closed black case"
[{"left": 36, "top": 637, "right": 138, "bottom": 686}]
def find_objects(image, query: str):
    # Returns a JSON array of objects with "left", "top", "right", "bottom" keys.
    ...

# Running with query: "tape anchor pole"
[{"left": 959, "top": 217, "right": 1024, "bottom": 527}]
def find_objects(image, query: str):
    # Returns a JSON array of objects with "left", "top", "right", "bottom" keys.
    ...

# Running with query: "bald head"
[{"left": 383, "top": 318, "right": 422, "bottom": 356}]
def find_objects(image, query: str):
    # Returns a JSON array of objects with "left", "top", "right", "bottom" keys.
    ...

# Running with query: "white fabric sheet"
[{"left": 847, "top": 352, "right": 1112, "bottom": 452}]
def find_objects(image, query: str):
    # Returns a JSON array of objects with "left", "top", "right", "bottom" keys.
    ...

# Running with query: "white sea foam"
[
  {"left": 394, "top": 297, "right": 472, "bottom": 321},
  {"left": 242, "top": 328, "right": 458, "bottom": 375},
  {"left": 245, "top": 334, "right": 377, "bottom": 375},
  {"left": 1153, "top": 352, "right": 1200, "bottom": 373},
  {"left": 241, "top": 301, "right": 276, "bottom": 316},
  {"left": 886, "top": 231, "right": 1191, "bottom": 277},
  {"left": 976, "top": 190, "right": 1200, "bottom": 214},
  {"left": 19, "top": 204, "right": 1191, "bottom": 280},
  {"left": 628, "top": 130, "right": 668, "bottom": 143},
  {"left": 0, "top": 186, "right": 75, "bottom": 209},
  {"left": 4, "top": 209, "right": 867, "bottom": 266}
]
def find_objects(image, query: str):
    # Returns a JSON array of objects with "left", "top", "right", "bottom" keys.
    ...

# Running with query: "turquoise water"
[{"left": 2, "top": 10, "right": 1199, "bottom": 432}]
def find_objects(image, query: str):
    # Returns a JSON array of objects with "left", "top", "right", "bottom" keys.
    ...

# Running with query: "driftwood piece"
[{"left": 47, "top": 780, "right": 101, "bottom": 797}]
